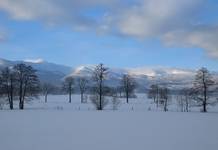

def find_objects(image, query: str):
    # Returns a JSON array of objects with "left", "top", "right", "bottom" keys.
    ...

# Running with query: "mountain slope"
[
  {"left": 0, "top": 58, "right": 217, "bottom": 90},
  {"left": 0, "top": 58, "right": 73, "bottom": 85},
  {"left": 69, "top": 65, "right": 197, "bottom": 90}
]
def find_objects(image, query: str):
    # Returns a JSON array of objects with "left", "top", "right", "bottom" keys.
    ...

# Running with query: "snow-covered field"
[{"left": 0, "top": 94, "right": 218, "bottom": 150}]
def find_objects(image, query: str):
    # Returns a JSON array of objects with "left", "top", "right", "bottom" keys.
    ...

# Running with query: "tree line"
[
  {"left": 0, "top": 64, "right": 40, "bottom": 109},
  {"left": 62, "top": 63, "right": 137, "bottom": 110},
  {"left": 147, "top": 67, "right": 217, "bottom": 112},
  {"left": 0, "top": 63, "right": 137, "bottom": 110},
  {"left": 0, "top": 63, "right": 217, "bottom": 112}
]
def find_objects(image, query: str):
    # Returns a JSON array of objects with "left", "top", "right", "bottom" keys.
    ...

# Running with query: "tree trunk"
[
  {"left": 99, "top": 81, "right": 102, "bottom": 110},
  {"left": 9, "top": 99, "right": 13, "bottom": 110},
  {"left": 19, "top": 100, "right": 24, "bottom": 110},
  {"left": 203, "top": 79, "right": 207, "bottom": 113},
  {"left": 19, "top": 82, "right": 23, "bottom": 109},
  {"left": 45, "top": 93, "right": 48, "bottom": 103},
  {"left": 203, "top": 102, "right": 207, "bottom": 112},
  {"left": 126, "top": 89, "right": 129, "bottom": 103},
  {"left": 81, "top": 92, "right": 83, "bottom": 103},
  {"left": 185, "top": 96, "right": 189, "bottom": 112},
  {"left": 9, "top": 78, "right": 14, "bottom": 110},
  {"left": 164, "top": 99, "right": 167, "bottom": 112},
  {"left": 156, "top": 89, "right": 159, "bottom": 108},
  {"left": 126, "top": 95, "right": 129, "bottom": 103},
  {"left": 69, "top": 91, "right": 71, "bottom": 103}
]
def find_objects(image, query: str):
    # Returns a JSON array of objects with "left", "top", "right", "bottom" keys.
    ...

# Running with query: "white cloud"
[
  {"left": 0, "top": 0, "right": 62, "bottom": 22},
  {"left": 0, "top": 0, "right": 119, "bottom": 27},
  {"left": 105, "top": 0, "right": 218, "bottom": 59},
  {"left": 114, "top": 0, "right": 203, "bottom": 38},
  {"left": 0, "top": 0, "right": 217, "bottom": 59},
  {"left": 163, "top": 26, "right": 218, "bottom": 58},
  {"left": 24, "top": 58, "right": 44, "bottom": 63}
]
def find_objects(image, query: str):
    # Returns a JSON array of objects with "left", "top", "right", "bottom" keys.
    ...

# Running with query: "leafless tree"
[
  {"left": 116, "top": 86, "right": 123, "bottom": 98},
  {"left": 14, "top": 64, "right": 40, "bottom": 109},
  {"left": 63, "top": 76, "right": 74, "bottom": 103},
  {"left": 0, "top": 67, "right": 16, "bottom": 109},
  {"left": 177, "top": 88, "right": 192, "bottom": 112},
  {"left": 111, "top": 96, "right": 121, "bottom": 110},
  {"left": 91, "top": 63, "right": 108, "bottom": 110},
  {"left": 159, "top": 87, "right": 170, "bottom": 112},
  {"left": 148, "top": 84, "right": 159, "bottom": 107},
  {"left": 77, "top": 77, "right": 88, "bottom": 103},
  {"left": 0, "top": 74, "right": 4, "bottom": 109},
  {"left": 120, "top": 74, "right": 136, "bottom": 103},
  {"left": 192, "top": 67, "right": 215, "bottom": 112},
  {"left": 41, "top": 83, "right": 55, "bottom": 103}
]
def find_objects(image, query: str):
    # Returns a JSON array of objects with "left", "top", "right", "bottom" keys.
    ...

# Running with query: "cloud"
[
  {"left": 102, "top": 0, "right": 218, "bottom": 59},
  {"left": 24, "top": 58, "right": 44, "bottom": 63},
  {"left": 163, "top": 25, "right": 218, "bottom": 58},
  {"left": 0, "top": 0, "right": 217, "bottom": 59},
  {"left": 115, "top": 0, "right": 202, "bottom": 37},
  {"left": 0, "top": 0, "right": 120, "bottom": 28}
]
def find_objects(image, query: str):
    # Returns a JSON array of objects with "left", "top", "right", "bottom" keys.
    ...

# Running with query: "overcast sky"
[{"left": 0, "top": 0, "right": 217, "bottom": 70}]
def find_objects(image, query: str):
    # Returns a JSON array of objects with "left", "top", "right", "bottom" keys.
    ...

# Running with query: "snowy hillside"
[
  {"left": 0, "top": 58, "right": 72, "bottom": 85},
  {"left": 69, "top": 65, "right": 197, "bottom": 90}
]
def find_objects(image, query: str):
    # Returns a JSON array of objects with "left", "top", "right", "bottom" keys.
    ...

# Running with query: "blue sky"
[{"left": 0, "top": 0, "right": 217, "bottom": 70}]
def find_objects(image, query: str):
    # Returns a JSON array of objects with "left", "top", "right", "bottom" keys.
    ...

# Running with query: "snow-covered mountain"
[
  {"left": 69, "top": 65, "right": 197, "bottom": 90},
  {"left": 0, "top": 58, "right": 72, "bottom": 85},
  {"left": 0, "top": 58, "right": 217, "bottom": 90}
]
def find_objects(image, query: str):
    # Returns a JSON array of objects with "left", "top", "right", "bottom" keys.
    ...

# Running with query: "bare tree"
[
  {"left": 91, "top": 63, "right": 108, "bottom": 110},
  {"left": 77, "top": 77, "right": 88, "bottom": 103},
  {"left": 192, "top": 67, "right": 215, "bottom": 112},
  {"left": 177, "top": 88, "right": 191, "bottom": 112},
  {"left": 0, "top": 67, "right": 16, "bottom": 109},
  {"left": 120, "top": 74, "right": 136, "bottom": 103},
  {"left": 159, "top": 87, "right": 170, "bottom": 112},
  {"left": 111, "top": 96, "right": 121, "bottom": 110},
  {"left": 14, "top": 64, "right": 40, "bottom": 109},
  {"left": 116, "top": 86, "right": 123, "bottom": 98},
  {"left": 148, "top": 84, "right": 159, "bottom": 107},
  {"left": 42, "top": 83, "right": 55, "bottom": 103},
  {"left": 63, "top": 76, "right": 74, "bottom": 103},
  {"left": 0, "top": 73, "right": 4, "bottom": 109}
]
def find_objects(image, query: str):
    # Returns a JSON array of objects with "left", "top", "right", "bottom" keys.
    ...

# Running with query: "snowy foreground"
[{"left": 0, "top": 94, "right": 218, "bottom": 150}]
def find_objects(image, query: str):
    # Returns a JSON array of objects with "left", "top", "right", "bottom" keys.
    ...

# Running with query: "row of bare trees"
[
  {"left": 148, "top": 67, "right": 217, "bottom": 112},
  {"left": 147, "top": 85, "right": 171, "bottom": 111},
  {"left": 0, "top": 64, "right": 40, "bottom": 109},
  {"left": 2, "top": 63, "right": 215, "bottom": 112},
  {"left": 61, "top": 63, "right": 137, "bottom": 110}
]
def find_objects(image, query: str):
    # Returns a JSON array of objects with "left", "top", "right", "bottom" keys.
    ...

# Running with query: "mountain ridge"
[{"left": 0, "top": 58, "right": 217, "bottom": 90}]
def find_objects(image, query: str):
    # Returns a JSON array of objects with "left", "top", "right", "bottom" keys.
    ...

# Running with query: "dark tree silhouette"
[
  {"left": 14, "top": 63, "right": 40, "bottom": 109},
  {"left": 0, "top": 67, "right": 16, "bottom": 109},
  {"left": 42, "top": 83, "right": 55, "bottom": 103},
  {"left": 178, "top": 88, "right": 192, "bottom": 112},
  {"left": 91, "top": 63, "right": 108, "bottom": 110},
  {"left": 192, "top": 67, "right": 215, "bottom": 112},
  {"left": 148, "top": 84, "right": 159, "bottom": 107},
  {"left": 120, "top": 74, "right": 136, "bottom": 103},
  {"left": 63, "top": 76, "right": 74, "bottom": 103},
  {"left": 77, "top": 77, "right": 88, "bottom": 103},
  {"left": 159, "top": 87, "right": 170, "bottom": 112}
]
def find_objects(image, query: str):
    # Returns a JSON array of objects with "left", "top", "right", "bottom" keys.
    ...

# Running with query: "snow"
[
  {"left": 1, "top": 58, "right": 218, "bottom": 90},
  {"left": 0, "top": 94, "right": 218, "bottom": 150},
  {"left": 24, "top": 58, "right": 44, "bottom": 64}
]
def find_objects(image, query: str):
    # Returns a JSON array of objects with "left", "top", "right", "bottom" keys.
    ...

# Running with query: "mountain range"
[{"left": 0, "top": 58, "right": 217, "bottom": 91}]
